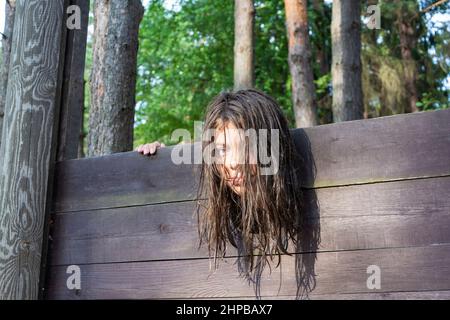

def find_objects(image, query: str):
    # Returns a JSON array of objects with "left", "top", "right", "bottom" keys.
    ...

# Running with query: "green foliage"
[
  {"left": 315, "top": 73, "right": 332, "bottom": 96},
  {"left": 134, "top": 0, "right": 234, "bottom": 146},
  {"left": 361, "top": 0, "right": 450, "bottom": 116},
  {"left": 134, "top": 0, "right": 308, "bottom": 146},
  {"left": 253, "top": 0, "right": 293, "bottom": 124}
]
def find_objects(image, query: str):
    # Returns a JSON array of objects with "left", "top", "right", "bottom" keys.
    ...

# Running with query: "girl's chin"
[{"left": 229, "top": 184, "right": 243, "bottom": 194}]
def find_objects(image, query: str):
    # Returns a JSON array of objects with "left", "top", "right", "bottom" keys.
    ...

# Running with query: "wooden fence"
[
  {"left": 44, "top": 109, "right": 450, "bottom": 299},
  {"left": 2, "top": 0, "right": 449, "bottom": 301}
]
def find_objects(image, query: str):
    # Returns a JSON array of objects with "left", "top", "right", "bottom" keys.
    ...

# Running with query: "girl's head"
[{"left": 197, "top": 89, "right": 303, "bottom": 292}]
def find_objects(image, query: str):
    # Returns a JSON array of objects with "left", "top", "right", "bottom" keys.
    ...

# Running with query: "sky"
[{"left": 0, "top": 0, "right": 448, "bottom": 88}]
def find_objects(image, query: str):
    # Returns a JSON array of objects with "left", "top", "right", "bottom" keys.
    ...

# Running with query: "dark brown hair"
[{"left": 196, "top": 89, "right": 304, "bottom": 298}]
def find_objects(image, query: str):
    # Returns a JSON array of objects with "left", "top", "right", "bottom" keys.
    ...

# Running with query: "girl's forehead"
[{"left": 214, "top": 122, "right": 245, "bottom": 145}]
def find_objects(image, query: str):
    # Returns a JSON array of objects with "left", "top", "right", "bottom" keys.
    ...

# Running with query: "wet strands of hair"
[{"left": 196, "top": 89, "right": 304, "bottom": 297}]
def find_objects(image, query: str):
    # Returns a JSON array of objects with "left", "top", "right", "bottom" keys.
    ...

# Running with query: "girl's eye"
[{"left": 216, "top": 147, "right": 226, "bottom": 157}]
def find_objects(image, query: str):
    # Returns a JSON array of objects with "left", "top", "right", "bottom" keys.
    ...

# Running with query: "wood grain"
[
  {"left": 0, "top": 0, "right": 66, "bottom": 299},
  {"left": 294, "top": 109, "right": 450, "bottom": 187},
  {"left": 49, "top": 176, "right": 450, "bottom": 265},
  {"left": 184, "top": 290, "right": 450, "bottom": 300},
  {"left": 0, "top": 0, "right": 16, "bottom": 146},
  {"left": 45, "top": 244, "right": 450, "bottom": 299},
  {"left": 52, "top": 147, "right": 200, "bottom": 213},
  {"left": 52, "top": 109, "right": 450, "bottom": 213}
]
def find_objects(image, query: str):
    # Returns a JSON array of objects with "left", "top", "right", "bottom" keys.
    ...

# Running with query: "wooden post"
[
  {"left": 57, "top": 0, "right": 90, "bottom": 161},
  {"left": 0, "top": 0, "right": 17, "bottom": 148},
  {"left": 0, "top": 0, "right": 67, "bottom": 300}
]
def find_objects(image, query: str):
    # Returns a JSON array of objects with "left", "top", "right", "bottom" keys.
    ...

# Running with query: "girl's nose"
[
  {"left": 228, "top": 149, "right": 243, "bottom": 170},
  {"left": 229, "top": 157, "right": 238, "bottom": 170}
]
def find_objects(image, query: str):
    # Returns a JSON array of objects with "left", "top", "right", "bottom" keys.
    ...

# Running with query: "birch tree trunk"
[
  {"left": 234, "top": 0, "right": 255, "bottom": 90},
  {"left": 284, "top": 0, "right": 318, "bottom": 128},
  {"left": 331, "top": 0, "right": 363, "bottom": 122},
  {"left": 87, "top": 0, "right": 144, "bottom": 157}
]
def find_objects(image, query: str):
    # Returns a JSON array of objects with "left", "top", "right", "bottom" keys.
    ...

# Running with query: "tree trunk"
[
  {"left": 284, "top": 0, "right": 318, "bottom": 128},
  {"left": 78, "top": 80, "right": 86, "bottom": 158},
  {"left": 312, "top": 0, "right": 329, "bottom": 76},
  {"left": 0, "top": 0, "right": 66, "bottom": 299},
  {"left": 87, "top": 0, "right": 144, "bottom": 157},
  {"left": 0, "top": 0, "right": 16, "bottom": 146},
  {"left": 234, "top": 0, "right": 255, "bottom": 90},
  {"left": 331, "top": 0, "right": 363, "bottom": 122},
  {"left": 397, "top": 6, "right": 419, "bottom": 113}
]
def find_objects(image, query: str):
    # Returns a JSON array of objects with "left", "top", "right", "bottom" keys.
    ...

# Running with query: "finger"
[
  {"left": 153, "top": 141, "right": 161, "bottom": 149},
  {"left": 143, "top": 145, "right": 151, "bottom": 155},
  {"left": 149, "top": 144, "right": 157, "bottom": 154}
]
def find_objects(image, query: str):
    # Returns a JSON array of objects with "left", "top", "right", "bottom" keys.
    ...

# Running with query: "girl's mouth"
[
  {"left": 233, "top": 178, "right": 243, "bottom": 186},
  {"left": 227, "top": 177, "right": 243, "bottom": 186}
]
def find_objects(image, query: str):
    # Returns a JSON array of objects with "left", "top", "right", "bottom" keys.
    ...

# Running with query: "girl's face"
[{"left": 214, "top": 122, "right": 255, "bottom": 195}]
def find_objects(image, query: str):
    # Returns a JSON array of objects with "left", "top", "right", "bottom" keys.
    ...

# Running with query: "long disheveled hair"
[{"left": 196, "top": 89, "right": 305, "bottom": 298}]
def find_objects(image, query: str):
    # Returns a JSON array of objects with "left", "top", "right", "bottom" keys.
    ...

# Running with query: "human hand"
[{"left": 135, "top": 141, "right": 165, "bottom": 156}]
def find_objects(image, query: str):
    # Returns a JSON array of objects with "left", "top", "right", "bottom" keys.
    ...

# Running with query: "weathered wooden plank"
[
  {"left": 0, "top": 0, "right": 16, "bottom": 147},
  {"left": 49, "top": 176, "right": 450, "bottom": 265},
  {"left": 0, "top": 0, "right": 67, "bottom": 300},
  {"left": 184, "top": 290, "right": 450, "bottom": 300},
  {"left": 294, "top": 109, "right": 450, "bottom": 188},
  {"left": 57, "top": 0, "right": 90, "bottom": 161},
  {"left": 52, "top": 148, "right": 199, "bottom": 213},
  {"left": 52, "top": 109, "right": 450, "bottom": 213},
  {"left": 45, "top": 244, "right": 450, "bottom": 299}
]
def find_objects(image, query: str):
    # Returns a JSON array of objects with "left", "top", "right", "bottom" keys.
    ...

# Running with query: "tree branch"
[{"left": 421, "top": 0, "right": 449, "bottom": 13}]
